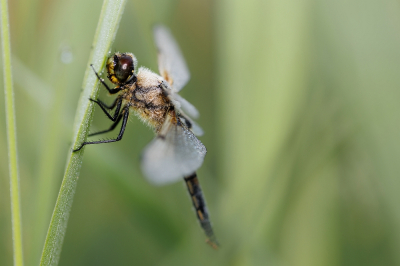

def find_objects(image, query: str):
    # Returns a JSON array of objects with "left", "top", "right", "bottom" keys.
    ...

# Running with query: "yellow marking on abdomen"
[
  {"left": 186, "top": 182, "right": 194, "bottom": 194},
  {"left": 192, "top": 196, "right": 199, "bottom": 208},
  {"left": 197, "top": 210, "right": 204, "bottom": 221},
  {"left": 206, "top": 239, "right": 219, "bottom": 250}
]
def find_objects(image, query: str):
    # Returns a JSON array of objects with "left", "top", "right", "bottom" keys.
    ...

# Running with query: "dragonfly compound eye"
[{"left": 107, "top": 52, "right": 136, "bottom": 84}]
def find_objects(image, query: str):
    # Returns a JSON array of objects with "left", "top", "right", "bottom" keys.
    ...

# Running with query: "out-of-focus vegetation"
[
  {"left": 1, "top": 0, "right": 400, "bottom": 265},
  {"left": 1, "top": 0, "right": 23, "bottom": 265}
]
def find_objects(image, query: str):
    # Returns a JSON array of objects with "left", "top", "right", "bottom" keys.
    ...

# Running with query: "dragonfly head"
[{"left": 107, "top": 52, "right": 137, "bottom": 85}]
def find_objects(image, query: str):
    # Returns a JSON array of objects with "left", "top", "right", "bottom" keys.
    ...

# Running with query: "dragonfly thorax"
[{"left": 125, "top": 67, "right": 173, "bottom": 131}]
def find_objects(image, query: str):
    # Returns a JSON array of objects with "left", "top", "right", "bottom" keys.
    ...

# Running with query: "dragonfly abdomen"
[{"left": 184, "top": 173, "right": 219, "bottom": 248}]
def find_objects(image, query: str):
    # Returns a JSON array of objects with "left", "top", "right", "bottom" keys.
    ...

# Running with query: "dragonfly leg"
[
  {"left": 89, "top": 96, "right": 122, "bottom": 123},
  {"left": 88, "top": 112, "right": 123, "bottom": 137},
  {"left": 91, "top": 64, "right": 121, "bottom": 94},
  {"left": 73, "top": 106, "right": 129, "bottom": 152}
]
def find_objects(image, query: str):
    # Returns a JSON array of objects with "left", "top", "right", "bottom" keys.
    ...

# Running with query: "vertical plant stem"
[
  {"left": 39, "top": 0, "right": 127, "bottom": 265},
  {"left": 1, "top": 0, "right": 24, "bottom": 266}
]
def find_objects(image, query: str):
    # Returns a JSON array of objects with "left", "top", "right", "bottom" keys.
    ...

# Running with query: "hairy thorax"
[{"left": 122, "top": 67, "right": 172, "bottom": 131}]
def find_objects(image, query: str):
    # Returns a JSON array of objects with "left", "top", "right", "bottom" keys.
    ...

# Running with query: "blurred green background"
[{"left": 1, "top": 0, "right": 400, "bottom": 265}]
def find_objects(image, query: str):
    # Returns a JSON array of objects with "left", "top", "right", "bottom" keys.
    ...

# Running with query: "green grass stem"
[{"left": 39, "top": 0, "right": 127, "bottom": 265}]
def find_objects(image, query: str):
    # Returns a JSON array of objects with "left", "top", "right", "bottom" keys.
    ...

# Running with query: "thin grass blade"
[{"left": 39, "top": 0, "right": 127, "bottom": 265}]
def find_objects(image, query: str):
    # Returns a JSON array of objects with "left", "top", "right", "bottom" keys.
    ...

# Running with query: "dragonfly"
[{"left": 73, "top": 25, "right": 218, "bottom": 248}]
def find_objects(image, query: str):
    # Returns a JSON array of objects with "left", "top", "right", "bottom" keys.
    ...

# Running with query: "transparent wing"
[
  {"left": 173, "top": 93, "right": 199, "bottom": 119},
  {"left": 159, "top": 85, "right": 203, "bottom": 136},
  {"left": 178, "top": 113, "right": 204, "bottom": 136},
  {"left": 154, "top": 25, "right": 190, "bottom": 91},
  {"left": 188, "top": 119, "right": 204, "bottom": 136},
  {"left": 160, "top": 81, "right": 199, "bottom": 119},
  {"left": 141, "top": 113, "right": 206, "bottom": 185}
]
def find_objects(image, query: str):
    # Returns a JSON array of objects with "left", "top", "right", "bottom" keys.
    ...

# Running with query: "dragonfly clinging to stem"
[{"left": 73, "top": 25, "right": 218, "bottom": 248}]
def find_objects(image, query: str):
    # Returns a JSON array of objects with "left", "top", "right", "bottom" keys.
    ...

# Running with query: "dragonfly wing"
[
  {"left": 178, "top": 113, "right": 204, "bottom": 136},
  {"left": 159, "top": 79, "right": 203, "bottom": 136},
  {"left": 173, "top": 93, "right": 199, "bottom": 119},
  {"left": 188, "top": 119, "right": 204, "bottom": 136},
  {"left": 153, "top": 25, "right": 190, "bottom": 91},
  {"left": 160, "top": 81, "right": 199, "bottom": 119},
  {"left": 141, "top": 113, "right": 206, "bottom": 185}
]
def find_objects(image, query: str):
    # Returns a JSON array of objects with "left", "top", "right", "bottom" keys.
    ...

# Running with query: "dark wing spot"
[
  {"left": 184, "top": 118, "right": 192, "bottom": 129},
  {"left": 178, "top": 115, "right": 192, "bottom": 129}
]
